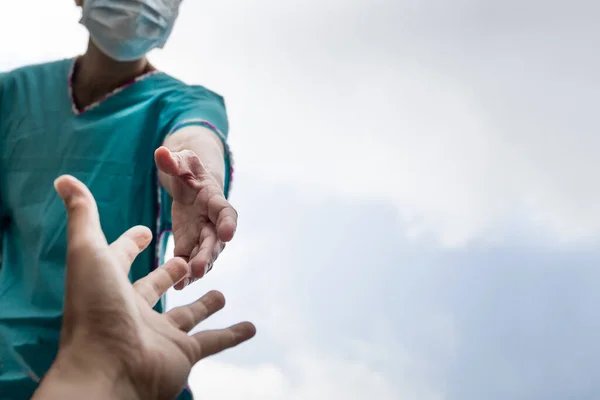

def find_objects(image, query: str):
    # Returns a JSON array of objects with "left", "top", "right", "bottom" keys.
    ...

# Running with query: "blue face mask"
[{"left": 80, "top": 0, "right": 182, "bottom": 61}]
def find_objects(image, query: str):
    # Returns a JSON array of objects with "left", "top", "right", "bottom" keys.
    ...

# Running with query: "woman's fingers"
[
  {"left": 167, "top": 290, "right": 226, "bottom": 332},
  {"left": 191, "top": 322, "right": 256, "bottom": 360},
  {"left": 189, "top": 225, "right": 219, "bottom": 280},
  {"left": 110, "top": 226, "right": 153, "bottom": 273},
  {"left": 207, "top": 193, "right": 238, "bottom": 243}
]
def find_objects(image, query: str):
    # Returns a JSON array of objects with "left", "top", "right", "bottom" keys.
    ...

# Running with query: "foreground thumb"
[{"left": 54, "top": 175, "right": 103, "bottom": 244}]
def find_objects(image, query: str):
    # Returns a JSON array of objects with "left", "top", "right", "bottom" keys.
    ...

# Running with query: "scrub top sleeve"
[{"left": 163, "top": 86, "right": 233, "bottom": 197}]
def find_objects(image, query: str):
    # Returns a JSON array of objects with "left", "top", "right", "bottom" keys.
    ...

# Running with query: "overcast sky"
[{"left": 2, "top": 1, "right": 600, "bottom": 399}]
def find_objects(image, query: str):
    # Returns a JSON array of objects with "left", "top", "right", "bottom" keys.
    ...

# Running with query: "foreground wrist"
[{"left": 33, "top": 349, "right": 140, "bottom": 400}]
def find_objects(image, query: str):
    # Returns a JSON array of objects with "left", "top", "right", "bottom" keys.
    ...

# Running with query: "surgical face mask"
[{"left": 80, "top": 0, "right": 182, "bottom": 62}]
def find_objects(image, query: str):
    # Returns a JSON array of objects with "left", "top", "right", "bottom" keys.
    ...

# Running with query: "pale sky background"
[{"left": 2, "top": 1, "right": 600, "bottom": 399}]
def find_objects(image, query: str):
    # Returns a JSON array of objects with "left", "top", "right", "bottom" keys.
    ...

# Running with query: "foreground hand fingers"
[
  {"left": 54, "top": 175, "right": 106, "bottom": 250},
  {"left": 192, "top": 322, "right": 256, "bottom": 360},
  {"left": 110, "top": 226, "right": 153, "bottom": 273},
  {"left": 167, "top": 290, "right": 226, "bottom": 332},
  {"left": 133, "top": 257, "right": 189, "bottom": 307}
]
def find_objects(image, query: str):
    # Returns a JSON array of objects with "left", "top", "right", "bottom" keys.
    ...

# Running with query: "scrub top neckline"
[{"left": 67, "top": 57, "right": 163, "bottom": 116}]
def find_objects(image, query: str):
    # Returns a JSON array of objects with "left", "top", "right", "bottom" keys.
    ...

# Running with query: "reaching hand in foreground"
[{"left": 33, "top": 175, "right": 256, "bottom": 400}]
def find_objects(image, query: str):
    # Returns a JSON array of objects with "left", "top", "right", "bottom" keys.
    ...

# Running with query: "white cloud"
[
  {"left": 189, "top": 360, "right": 288, "bottom": 400},
  {"left": 189, "top": 350, "right": 435, "bottom": 400},
  {"left": 0, "top": 2, "right": 85, "bottom": 66}
]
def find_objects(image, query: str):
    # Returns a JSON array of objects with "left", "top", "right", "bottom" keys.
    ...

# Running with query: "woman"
[{"left": 0, "top": 1, "right": 237, "bottom": 398}]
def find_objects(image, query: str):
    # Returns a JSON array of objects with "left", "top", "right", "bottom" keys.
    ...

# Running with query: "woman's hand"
[
  {"left": 33, "top": 175, "right": 255, "bottom": 400},
  {"left": 155, "top": 145, "right": 237, "bottom": 287}
]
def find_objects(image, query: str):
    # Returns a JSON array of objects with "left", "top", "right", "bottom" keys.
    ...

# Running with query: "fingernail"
[{"left": 205, "top": 261, "right": 214, "bottom": 276}]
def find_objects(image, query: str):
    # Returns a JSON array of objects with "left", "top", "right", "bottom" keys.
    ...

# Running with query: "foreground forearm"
[
  {"left": 32, "top": 353, "right": 138, "bottom": 400},
  {"left": 160, "top": 126, "right": 226, "bottom": 191}
]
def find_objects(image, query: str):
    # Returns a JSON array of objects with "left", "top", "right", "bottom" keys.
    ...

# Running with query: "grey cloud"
[
  {"left": 441, "top": 252, "right": 600, "bottom": 400},
  {"left": 177, "top": 174, "right": 600, "bottom": 399}
]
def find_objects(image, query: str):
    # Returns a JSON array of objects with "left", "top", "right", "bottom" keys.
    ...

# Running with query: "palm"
[{"left": 125, "top": 301, "right": 196, "bottom": 399}]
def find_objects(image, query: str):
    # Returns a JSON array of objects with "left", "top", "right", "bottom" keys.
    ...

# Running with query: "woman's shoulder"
[
  {"left": 156, "top": 73, "right": 225, "bottom": 105},
  {"left": 0, "top": 59, "right": 72, "bottom": 118},
  {"left": 1, "top": 58, "right": 72, "bottom": 82}
]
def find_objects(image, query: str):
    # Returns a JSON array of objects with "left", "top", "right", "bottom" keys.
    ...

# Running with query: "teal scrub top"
[{"left": 0, "top": 59, "right": 231, "bottom": 399}]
